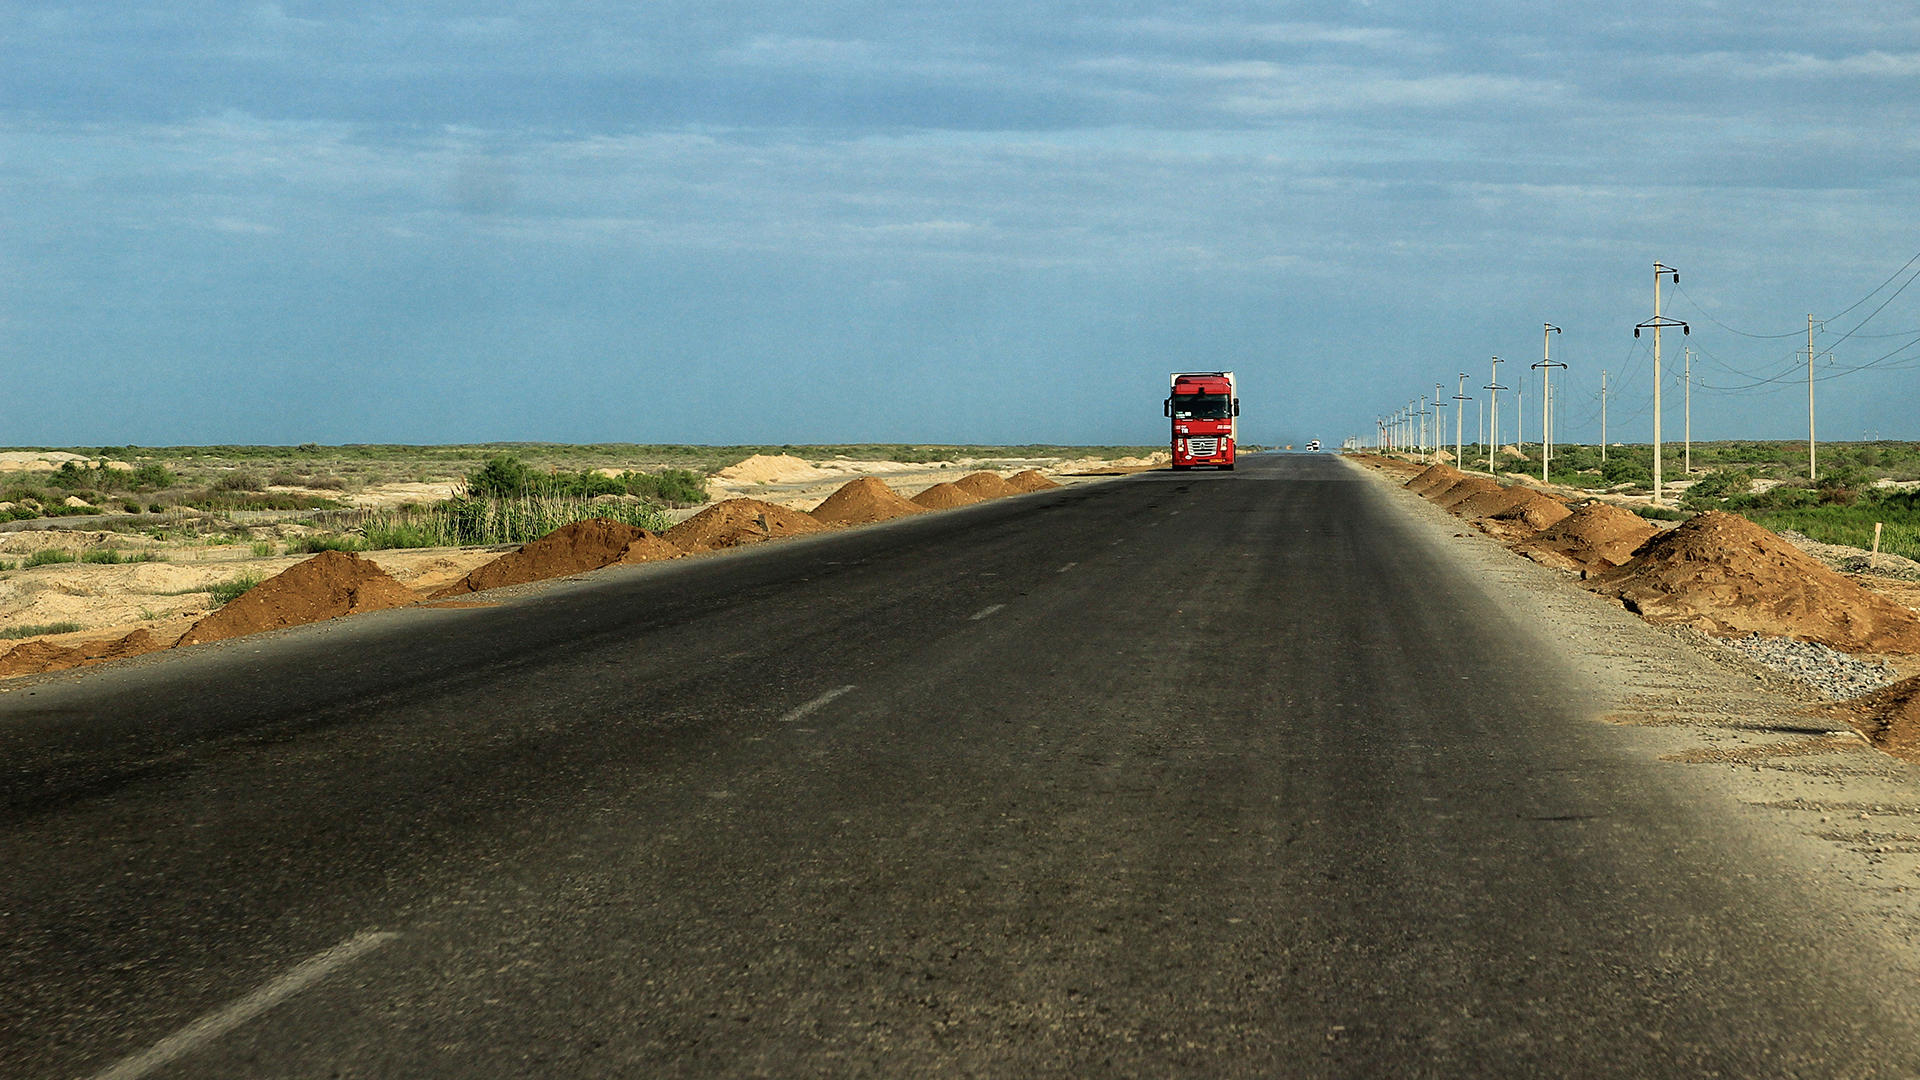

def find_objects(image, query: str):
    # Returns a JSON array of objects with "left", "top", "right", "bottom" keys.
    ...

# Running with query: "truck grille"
[{"left": 1188, "top": 437, "right": 1220, "bottom": 457}]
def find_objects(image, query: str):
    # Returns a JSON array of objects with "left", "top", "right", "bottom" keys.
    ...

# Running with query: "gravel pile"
[{"left": 1717, "top": 634, "right": 1898, "bottom": 699}]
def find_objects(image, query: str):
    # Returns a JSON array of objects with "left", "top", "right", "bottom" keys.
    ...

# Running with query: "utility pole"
[
  {"left": 1683, "top": 345, "right": 1692, "bottom": 474},
  {"left": 1634, "top": 262, "right": 1688, "bottom": 505},
  {"left": 1600, "top": 369, "right": 1609, "bottom": 464},
  {"left": 1484, "top": 356, "right": 1505, "bottom": 474},
  {"left": 1534, "top": 323, "right": 1564, "bottom": 483},
  {"left": 1808, "top": 314, "right": 1822, "bottom": 481},
  {"left": 1434, "top": 382, "right": 1448, "bottom": 464},
  {"left": 1419, "top": 396, "right": 1431, "bottom": 463},
  {"left": 1453, "top": 374, "right": 1471, "bottom": 468}
]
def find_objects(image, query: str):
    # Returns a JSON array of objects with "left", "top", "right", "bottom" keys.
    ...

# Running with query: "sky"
[{"left": 2, "top": 2, "right": 1917, "bottom": 449}]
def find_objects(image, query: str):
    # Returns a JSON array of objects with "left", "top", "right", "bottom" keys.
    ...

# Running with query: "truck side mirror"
[
  {"left": 1232, "top": 399, "right": 1240, "bottom": 417},
  {"left": 1163, "top": 398, "right": 1172, "bottom": 417}
]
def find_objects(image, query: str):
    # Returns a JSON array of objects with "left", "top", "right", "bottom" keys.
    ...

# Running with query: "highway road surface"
[{"left": 6, "top": 453, "right": 1920, "bottom": 1077}]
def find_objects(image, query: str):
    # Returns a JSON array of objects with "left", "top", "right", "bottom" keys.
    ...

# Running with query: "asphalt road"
[{"left": 5, "top": 453, "right": 1920, "bottom": 1077}]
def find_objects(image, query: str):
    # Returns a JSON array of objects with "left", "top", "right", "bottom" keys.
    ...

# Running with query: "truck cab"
[{"left": 1165, "top": 372, "right": 1239, "bottom": 470}]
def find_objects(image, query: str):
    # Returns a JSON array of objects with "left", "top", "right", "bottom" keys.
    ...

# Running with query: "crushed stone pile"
[
  {"left": 1517, "top": 502, "right": 1661, "bottom": 574},
  {"left": 1004, "top": 469, "right": 1061, "bottom": 493},
  {"left": 1477, "top": 489, "right": 1573, "bottom": 543},
  {"left": 953, "top": 472, "right": 1019, "bottom": 500},
  {"left": 667, "top": 498, "right": 826, "bottom": 552},
  {"left": 713, "top": 454, "right": 836, "bottom": 485},
  {"left": 1405, "top": 464, "right": 1466, "bottom": 496},
  {"left": 1832, "top": 674, "right": 1920, "bottom": 761},
  {"left": 911, "top": 482, "right": 985, "bottom": 509},
  {"left": 0, "top": 628, "right": 173, "bottom": 678},
  {"left": 433, "top": 519, "right": 678, "bottom": 599},
  {"left": 1430, "top": 476, "right": 1502, "bottom": 511},
  {"left": 810, "top": 478, "right": 926, "bottom": 527},
  {"left": 1590, "top": 511, "right": 1920, "bottom": 652},
  {"left": 181, "top": 551, "right": 418, "bottom": 647}
]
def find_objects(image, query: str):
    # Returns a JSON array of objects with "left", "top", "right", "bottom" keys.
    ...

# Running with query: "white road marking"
[
  {"left": 778, "top": 685, "right": 856, "bottom": 723},
  {"left": 969, "top": 604, "right": 1006, "bottom": 620},
  {"left": 90, "top": 930, "right": 399, "bottom": 1080},
  {"left": 1057, "top": 562, "right": 1077, "bottom": 573}
]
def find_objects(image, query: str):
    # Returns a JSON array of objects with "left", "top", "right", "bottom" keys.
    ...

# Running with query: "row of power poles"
[{"left": 1374, "top": 261, "right": 1830, "bottom": 503}]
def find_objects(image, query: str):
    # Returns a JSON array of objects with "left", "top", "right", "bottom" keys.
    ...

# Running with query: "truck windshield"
[{"left": 1172, "top": 393, "right": 1231, "bottom": 420}]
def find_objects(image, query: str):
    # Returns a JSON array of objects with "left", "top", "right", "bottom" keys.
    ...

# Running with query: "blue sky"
[{"left": 2, "top": 2, "right": 1917, "bottom": 448}]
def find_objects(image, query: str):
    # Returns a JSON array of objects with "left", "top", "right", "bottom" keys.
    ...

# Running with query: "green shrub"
[
  {"left": 208, "top": 572, "right": 261, "bottom": 606},
  {"left": 287, "top": 535, "right": 365, "bottom": 554},
  {"left": 250, "top": 540, "right": 276, "bottom": 557},
  {"left": 130, "top": 462, "right": 177, "bottom": 490},
  {"left": 1602, "top": 458, "right": 1651, "bottom": 486},
  {"left": 212, "top": 471, "right": 266, "bottom": 492},
  {"left": 24, "top": 549, "right": 76, "bottom": 567},
  {"left": 0, "top": 621, "right": 83, "bottom": 639}
]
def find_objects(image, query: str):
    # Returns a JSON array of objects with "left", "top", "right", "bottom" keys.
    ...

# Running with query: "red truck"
[{"left": 1164, "top": 371, "right": 1239, "bottom": 470}]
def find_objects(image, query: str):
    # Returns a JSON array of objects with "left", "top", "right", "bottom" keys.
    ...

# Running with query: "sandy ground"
[{"left": 0, "top": 452, "right": 1165, "bottom": 660}]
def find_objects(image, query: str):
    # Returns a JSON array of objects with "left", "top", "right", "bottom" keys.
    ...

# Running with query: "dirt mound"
[
  {"left": 953, "top": 471, "right": 1019, "bottom": 500},
  {"left": 1832, "top": 675, "right": 1920, "bottom": 761},
  {"left": 1590, "top": 511, "right": 1920, "bottom": 652},
  {"left": 667, "top": 498, "right": 827, "bottom": 552},
  {"left": 911, "top": 482, "right": 985, "bottom": 509},
  {"left": 620, "top": 532, "right": 684, "bottom": 563},
  {"left": 180, "top": 551, "right": 418, "bottom": 647},
  {"left": 1431, "top": 476, "right": 1502, "bottom": 511},
  {"left": 1518, "top": 502, "right": 1661, "bottom": 574},
  {"left": 432, "top": 519, "right": 672, "bottom": 599},
  {"left": 1004, "top": 469, "right": 1060, "bottom": 493},
  {"left": 713, "top": 454, "right": 835, "bottom": 485},
  {"left": 809, "top": 477, "right": 926, "bottom": 527},
  {"left": 1406, "top": 464, "right": 1466, "bottom": 495},
  {"left": 1455, "top": 484, "right": 1541, "bottom": 520},
  {"left": 1478, "top": 490, "right": 1572, "bottom": 542}
]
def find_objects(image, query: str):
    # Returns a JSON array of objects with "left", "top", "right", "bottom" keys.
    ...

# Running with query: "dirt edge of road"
[{"left": 1344, "top": 452, "right": 1920, "bottom": 948}]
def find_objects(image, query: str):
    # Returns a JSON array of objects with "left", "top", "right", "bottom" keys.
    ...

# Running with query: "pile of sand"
[
  {"left": 954, "top": 472, "right": 1019, "bottom": 500},
  {"left": 1430, "top": 476, "right": 1503, "bottom": 511},
  {"left": 1478, "top": 490, "right": 1573, "bottom": 542},
  {"left": 1455, "top": 484, "right": 1543, "bottom": 520},
  {"left": 433, "top": 519, "right": 678, "bottom": 599},
  {"left": 1517, "top": 502, "right": 1661, "bottom": 574},
  {"left": 1832, "top": 675, "right": 1920, "bottom": 762},
  {"left": 666, "top": 499, "right": 826, "bottom": 552},
  {"left": 911, "top": 482, "right": 984, "bottom": 509},
  {"left": 1405, "top": 464, "right": 1466, "bottom": 496},
  {"left": 713, "top": 454, "right": 837, "bottom": 485},
  {"left": 0, "top": 628, "right": 173, "bottom": 678},
  {"left": 809, "top": 478, "right": 926, "bottom": 527},
  {"left": 1004, "top": 470, "right": 1061, "bottom": 493},
  {"left": 1590, "top": 511, "right": 1920, "bottom": 652},
  {"left": 180, "top": 551, "right": 418, "bottom": 647}
]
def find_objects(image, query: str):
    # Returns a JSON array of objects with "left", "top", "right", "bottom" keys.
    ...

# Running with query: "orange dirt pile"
[
  {"left": 1004, "top": 469, "right": 1060, "bottom": 493},
  {"left": 667, "top": 498, "right": 827, "bottom": 552},
  {"left": 1590, "top": 511, "right": 1920, "bottom": 652},
  {"left": 1517, "top": 502, "right": 1661, "bottom": 574},
  {"left": 0, "top": 629, "right": 176, "bottom": 679},
  {"left": 1478, "top": 490, "right": 1573, "bottom": 543},
  {"left": 954, "top": 471, "right": 1019, "bottom": 499},
  {"left": 432, "top": 519, "right": 677, "bottom": 599},
  {"left": 1455, "top": 484, "right": 1542, "bottom": 520},
  {"left": 1406, "top": 464, "right": 1467, "bottom": 496},
  {"left": 809, "top": 477, "right": 927, "bottom": 527},
  {"left": 911, "top": 482, "right": 985, "bottom": 509},
  {"left": 1430, "top": 476, "right": 1502, "bottom": 511},
  {"left": 1832, "top": 675, "right": 1920, "bottom": 762},
  {"left": 180, "top": 551, "right": 418, "bottom": 647}
]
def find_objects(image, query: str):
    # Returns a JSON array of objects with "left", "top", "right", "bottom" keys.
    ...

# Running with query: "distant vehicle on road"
[
  {"left": 1165, "top": 371, "right": 1239, "bottom": 470},
  {"left": 1307, "top": 439, "right": 1321, "bottom": 452}
]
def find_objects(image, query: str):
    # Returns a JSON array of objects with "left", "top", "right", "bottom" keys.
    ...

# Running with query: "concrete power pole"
[
  {"left": 1634, "top": 262, "right": 1688, "bottom": 506},
  {"left": 1600, "top": 369, "right": 1609, "bottom": 464},
  {"left": 1484, "top": 357, "right": 1505, "bottom": 474},
  {"left": 1434, "top": 382, "right": 1448, "bottom": 465},
  {"left": 1683, "top": 345, "right": 1692, "bottom": 475},
  {"left": 1808, "top": 314, "right": 1822, "bottom": 481},
  {"left": 1453, "top": 373, "right": 1471, "bottom": 468},
  {"left": 1534, "top": 323, "right": 1564, "bottom": 483}
]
